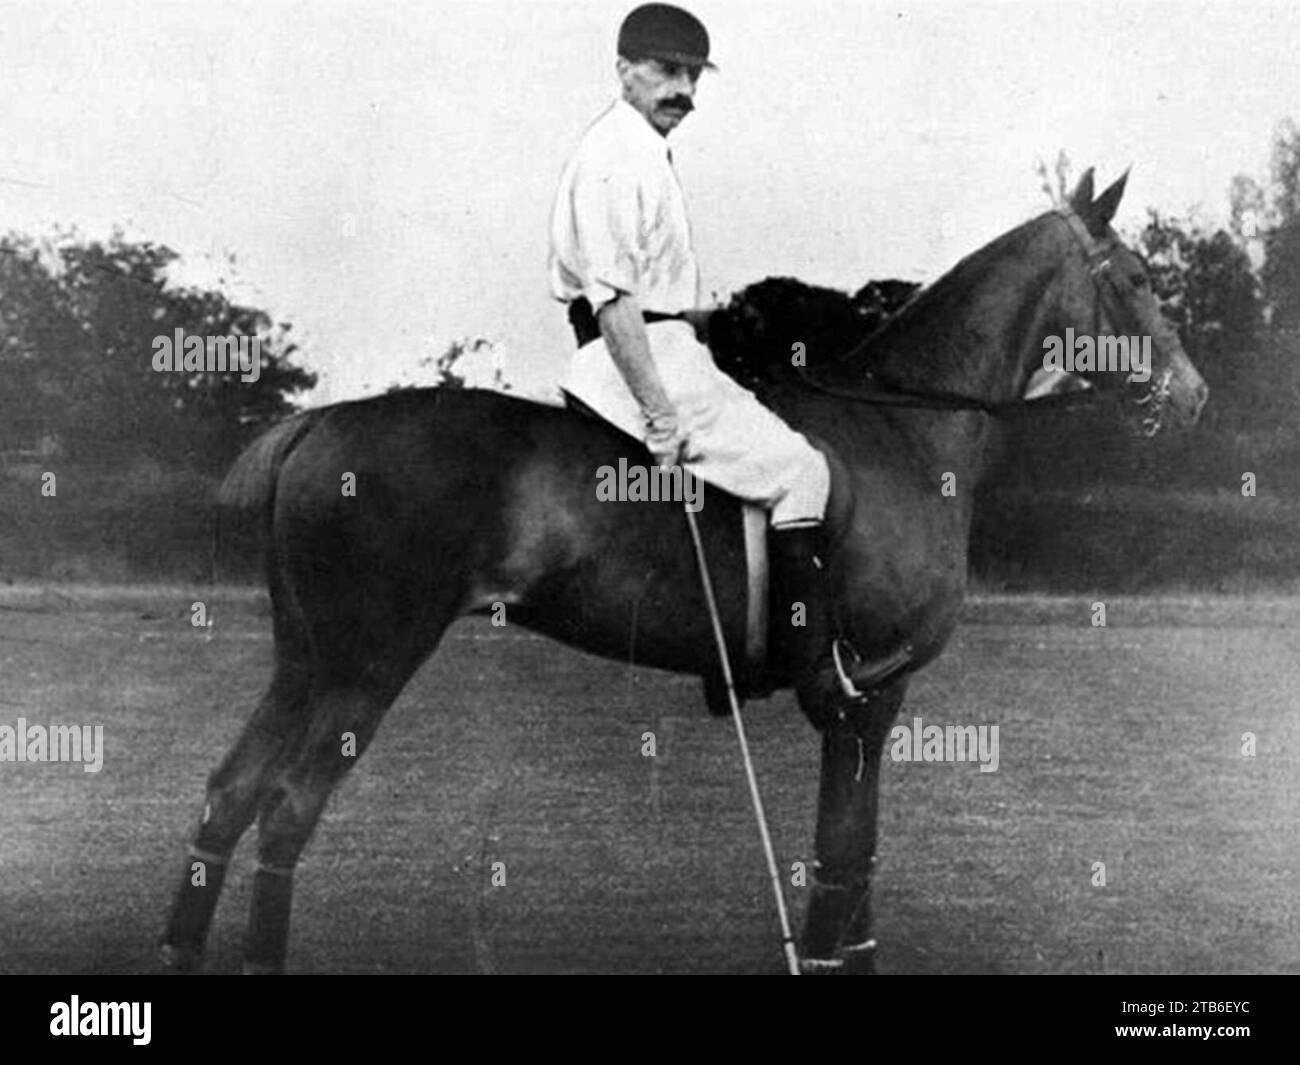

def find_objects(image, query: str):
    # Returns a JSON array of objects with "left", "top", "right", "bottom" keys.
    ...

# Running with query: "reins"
[
  {"left": 789, "top": 367, "right": 1107, "bottom": 416},
  {"left": 783, "top": 207, "right": 1142, "bottom": 419}
]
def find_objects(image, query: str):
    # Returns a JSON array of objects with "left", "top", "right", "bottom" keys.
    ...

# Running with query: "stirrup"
[
  {"left": 832, "top": 639, "right": 914, "bottom": 700},
  {"left": 832, "top": 639, "right": 870, "bottom": 700}
]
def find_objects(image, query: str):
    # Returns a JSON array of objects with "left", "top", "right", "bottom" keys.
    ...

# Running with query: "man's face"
[{"left": 617, "top": 56, "right": 702, "bottom": 136}]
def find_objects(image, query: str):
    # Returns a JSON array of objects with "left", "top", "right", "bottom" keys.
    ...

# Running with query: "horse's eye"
[{"left": 1130, "top": 274, "right": 1148, "bottom": 289}]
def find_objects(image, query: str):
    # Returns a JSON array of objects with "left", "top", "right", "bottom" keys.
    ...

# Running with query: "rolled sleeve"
[{"left": 568, "top": 160, "right": 645, "bottom": 312}]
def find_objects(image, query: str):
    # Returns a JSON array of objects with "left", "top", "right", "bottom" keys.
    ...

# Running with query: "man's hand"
[{"left": 644, "top": 409, "right": 689, "bottom": 469}]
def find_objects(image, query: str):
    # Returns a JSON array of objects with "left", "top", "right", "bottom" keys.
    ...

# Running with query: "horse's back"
[{"left": 258, "top": 388, "right": 750, "bottom": 674}]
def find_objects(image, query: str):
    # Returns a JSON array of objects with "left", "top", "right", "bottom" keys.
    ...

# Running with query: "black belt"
[{"left": 567, "top": 297, "right": 682, "bottom": 347}]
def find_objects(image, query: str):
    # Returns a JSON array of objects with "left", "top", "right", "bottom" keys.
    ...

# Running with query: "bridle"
[
  {"left": 1054, "top": 208, "right": 1174, "bottom": 435},
  {"left": 790, "top": 206, "right": 1175, "bottom": 433}
]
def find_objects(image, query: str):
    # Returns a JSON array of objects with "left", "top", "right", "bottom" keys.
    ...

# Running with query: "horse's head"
[{"left": 1042, "top": 169, "right": 1209, "bottom": 434}]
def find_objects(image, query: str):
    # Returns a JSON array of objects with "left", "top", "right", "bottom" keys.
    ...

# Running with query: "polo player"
[{"left": 549, "top": 2, "right": 875, "bottom": 706}]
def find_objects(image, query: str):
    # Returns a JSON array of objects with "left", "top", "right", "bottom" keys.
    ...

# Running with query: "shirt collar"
[{"left": 609, "top": 96, "right": 673, "bottom": 158}]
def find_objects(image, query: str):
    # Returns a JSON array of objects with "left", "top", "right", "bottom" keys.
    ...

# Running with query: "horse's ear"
[
  {"left": 1068, "top": 168, "right": 1096, "bottom": 212},
  {"left": 1093, "top": 169, "right": 1130, "bottom": 225}
]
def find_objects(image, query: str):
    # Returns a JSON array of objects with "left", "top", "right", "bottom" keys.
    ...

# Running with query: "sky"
[{"left": 2, "top": 0, "right": 1298, "bottom": 402}]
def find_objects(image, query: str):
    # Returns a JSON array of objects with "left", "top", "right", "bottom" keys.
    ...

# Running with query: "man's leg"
[
  {"left": 564, "top": 325, "right": 905, "bottom": 707},
  {"left": 768, "top": 520, "right": 851, "bottom": 712},
  {"left": 678, "top": 380, "right": 892, "bottom": 710}
]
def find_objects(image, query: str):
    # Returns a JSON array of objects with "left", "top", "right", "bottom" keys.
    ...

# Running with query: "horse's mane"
[
  {"left": 709, "top": 211, "right": 1067, "bottom": 396},
  {"left": 707, "top": 276, "right": 920, "bottom": 395}
]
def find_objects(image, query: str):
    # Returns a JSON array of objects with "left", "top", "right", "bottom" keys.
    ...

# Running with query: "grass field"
[{"left": 0, "top": 585, "right": 1295, "bottom": 974}]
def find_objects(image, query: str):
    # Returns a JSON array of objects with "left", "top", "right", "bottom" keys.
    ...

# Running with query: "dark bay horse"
[{"left": 161, "top": 170, "right": 1207, "bottom": 973}]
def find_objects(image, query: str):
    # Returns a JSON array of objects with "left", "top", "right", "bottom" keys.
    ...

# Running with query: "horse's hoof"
[
  {"left": 241, "top": 960, "right": 284, "bottom": 975},
  {"left": 841, "top": 938, "right": 877, "bottom": 975},
  {"left": 798, "top": 956, "right": 845, "bottom": 975},
  {"left": 158, "top": 942, "right": 202, "bottom": 973}
]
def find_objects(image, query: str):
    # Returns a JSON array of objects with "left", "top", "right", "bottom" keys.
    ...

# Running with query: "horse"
[{"left": 160, "top": 169, "right": 1208, "bottom": 974}]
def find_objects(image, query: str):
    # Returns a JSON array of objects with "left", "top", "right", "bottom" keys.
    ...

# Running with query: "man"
[{"left": 548, "top": 3, "right": 871, "bottom": 706}]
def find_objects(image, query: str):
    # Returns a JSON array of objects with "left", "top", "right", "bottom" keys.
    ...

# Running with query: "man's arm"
[{"left": 597, "top": 293, "right": 685, "bottom": 467}]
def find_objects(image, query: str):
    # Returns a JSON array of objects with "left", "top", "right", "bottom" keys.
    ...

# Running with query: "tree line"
[{"left": 1, "top": 122, "right": 1297, "bottom": 586}]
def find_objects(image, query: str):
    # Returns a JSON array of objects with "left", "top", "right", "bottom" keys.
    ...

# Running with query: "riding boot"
[
  {"left": 768, "top": 525, "right": 913, "bottom": 718},
  {"left": 768, "top": 524, "right": 851, "bottom": 715}
]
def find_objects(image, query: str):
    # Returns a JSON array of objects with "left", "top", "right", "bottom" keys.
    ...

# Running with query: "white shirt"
[{"left": 549, "top": 97, "right": 700, "bottom": 315}]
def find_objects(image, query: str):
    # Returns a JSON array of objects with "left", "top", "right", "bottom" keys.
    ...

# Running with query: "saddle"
[{"left": 562, "top": 390, "right": 914, "bottom": 713}]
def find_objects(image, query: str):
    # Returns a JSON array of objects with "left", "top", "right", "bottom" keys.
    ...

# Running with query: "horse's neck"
[
  {"left": 847, "top": 219, "right": 1061, "bottom": 472},
  {"left": 866, "top": 221, "right": 1055, "bottom": 393}
]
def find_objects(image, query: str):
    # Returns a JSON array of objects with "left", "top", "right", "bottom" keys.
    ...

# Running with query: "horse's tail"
[{"left": 218, "top": 408, "right": 326, "bottom": 515}]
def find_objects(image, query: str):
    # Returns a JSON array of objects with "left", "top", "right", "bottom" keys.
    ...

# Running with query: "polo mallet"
[{"left": 682, "top": 499, "right": 801, "bottom": 976}]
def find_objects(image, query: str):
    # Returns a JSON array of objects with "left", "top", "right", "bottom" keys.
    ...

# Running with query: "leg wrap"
[
  {"left": 243, "top": 863, "right": 295, "bottom": 973},
  {"left": 802, "top": 859, "right": 876, "bottom": 962},
  {"left": 160, "top": 847, "right": 231, "bottom": 963}
]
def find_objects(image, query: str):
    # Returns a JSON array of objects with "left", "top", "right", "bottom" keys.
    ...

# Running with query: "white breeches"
[{"left": 564, "top": 320, "right": 830, "bottom": 527}]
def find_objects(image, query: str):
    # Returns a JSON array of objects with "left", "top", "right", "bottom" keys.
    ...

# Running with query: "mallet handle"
[{"left": 683, "top": 502, "right": 800, "bottom": 976}]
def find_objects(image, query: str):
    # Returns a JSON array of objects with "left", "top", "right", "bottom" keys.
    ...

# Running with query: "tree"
[
  {"left": 387, "top": 337, "right": 514, "bottom": 392},
  {"left": 0, "top": 229, "right": 314, "bottom": 472},
  {"left": 1135, "top": 211, "right": 1269, "bottom": 431},
  {"left": 1259, "top": 119, "right": 1300, "bottom": 332}
]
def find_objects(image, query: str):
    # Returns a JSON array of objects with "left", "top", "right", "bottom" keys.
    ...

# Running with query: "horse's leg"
[
  {"left": 239, "top": 583, "right": 464, "bottom": 974},
  {"left": 160, "top": 590, "right": 313, "bottom": 971},
  {"left": 799, "top": 678, "right": 908, "bottom": 974},
  {"left": 239, "top": 673, "right": 409, "bottom": 974}
]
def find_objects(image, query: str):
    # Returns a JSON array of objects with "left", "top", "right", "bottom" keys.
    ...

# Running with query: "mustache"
[{"left": 658, "top": 96, "right": 694, "bottom": 113}]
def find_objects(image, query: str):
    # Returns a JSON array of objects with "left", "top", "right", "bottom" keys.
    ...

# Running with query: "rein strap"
[{"left": 787, "top": 206, "right": 1135, "bottom": 417}]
